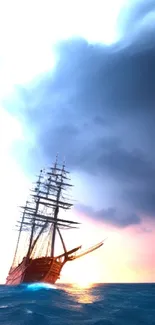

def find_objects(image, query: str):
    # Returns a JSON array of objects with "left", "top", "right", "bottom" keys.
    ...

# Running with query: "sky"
[{"left": 0, "top": 0, "right": 155, "bottom": 284}]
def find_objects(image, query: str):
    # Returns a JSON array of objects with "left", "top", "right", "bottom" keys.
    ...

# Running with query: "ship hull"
[{"left": 6, "top": 257, "right": 65, "bottom": 285}]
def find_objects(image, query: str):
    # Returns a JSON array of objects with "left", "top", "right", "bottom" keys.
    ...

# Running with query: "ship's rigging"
[
  {"left": 14, "top": 159, "right": 80, "bottom": 264},
  {"left": 7, "top": 157, "right": 105, "bottom": 285}
]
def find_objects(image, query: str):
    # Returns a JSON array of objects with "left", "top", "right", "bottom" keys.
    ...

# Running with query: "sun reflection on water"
[{"left": 63, "top": 282, "right": 97, "bottom": 304}]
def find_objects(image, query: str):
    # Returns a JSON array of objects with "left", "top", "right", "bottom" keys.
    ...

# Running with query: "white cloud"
[{"left": 0, "top": 0, "right": 126, "bottom": 89}]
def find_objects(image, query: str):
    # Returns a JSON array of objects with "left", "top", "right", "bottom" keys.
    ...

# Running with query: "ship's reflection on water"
[{"left": 61, "top": 283, "right": 99, "bottom": 304}]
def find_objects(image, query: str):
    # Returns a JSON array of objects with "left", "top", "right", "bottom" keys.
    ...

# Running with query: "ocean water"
[{"left": 0, "top": 283, "right": 154, "bottom": 325}]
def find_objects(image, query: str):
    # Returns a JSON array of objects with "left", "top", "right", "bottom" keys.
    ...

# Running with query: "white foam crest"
[{"left": 26, "top": 282, "right": 57, "bottom": 291}]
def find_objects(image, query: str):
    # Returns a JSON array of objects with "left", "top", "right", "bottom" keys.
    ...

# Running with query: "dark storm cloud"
[
  {"left": 13, "top": 34, "right": 155, "bottom": 164},
  {"left": 6, "top": 0, "right": 155, "bottom": 227},
  {"left": 124, "top": 187, "right": 155, "bottom": 217},
  {"left": 76, "top": 204, "right": 141, "bottom": 228},
  {"left": 74, "top": 140, "right": 155, "bottom": 222},
  {"left": 26, "top": 35, "right": 155, "bottom": 118}
]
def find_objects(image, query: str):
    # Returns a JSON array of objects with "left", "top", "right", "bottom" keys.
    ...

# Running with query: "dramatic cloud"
[
  {"left": 76, "top": 204, "right": 141, "bottom": 227},
  {"left": 3, "top": 0, "right": 155, "bottom": 227}
]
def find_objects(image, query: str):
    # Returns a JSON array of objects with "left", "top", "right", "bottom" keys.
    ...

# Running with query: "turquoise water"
[{"left": 0, "top": 283, "right": 154, "bottom": 324}]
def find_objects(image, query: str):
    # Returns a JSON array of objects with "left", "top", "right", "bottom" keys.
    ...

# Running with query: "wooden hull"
[{"left": 6, "top": 257, "right": 65, "bottom": 285}]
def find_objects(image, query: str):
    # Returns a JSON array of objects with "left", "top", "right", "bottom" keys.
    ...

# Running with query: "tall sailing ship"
[{"left": 6, "top": 158, "right": 104, "bottom": 285}]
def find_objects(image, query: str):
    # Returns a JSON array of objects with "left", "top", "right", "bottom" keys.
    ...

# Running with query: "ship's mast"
[
  {"left": 26, "top": 169, "right": 43, "bottom": 259},
  {"left": 51, "top": 162, "right": 64, "bottom": 257},
  {"left": 16, "top": 157, "right": 79, "bottom": 261},
  {"left": 12, "top": 200, "right": 28, "bottom": 266}
]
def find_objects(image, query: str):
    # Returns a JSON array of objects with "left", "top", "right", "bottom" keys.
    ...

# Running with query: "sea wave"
[{"left": 0, "top": 283, "right": 154, "bottom": 324}]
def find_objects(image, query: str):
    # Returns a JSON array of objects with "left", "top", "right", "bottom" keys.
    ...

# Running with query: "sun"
[
  {"left": 73, "top": 279, "right": 93, "bottom": 289},
  {"left": 71, "top": 264, "right": 97, "bottom": 289}
]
